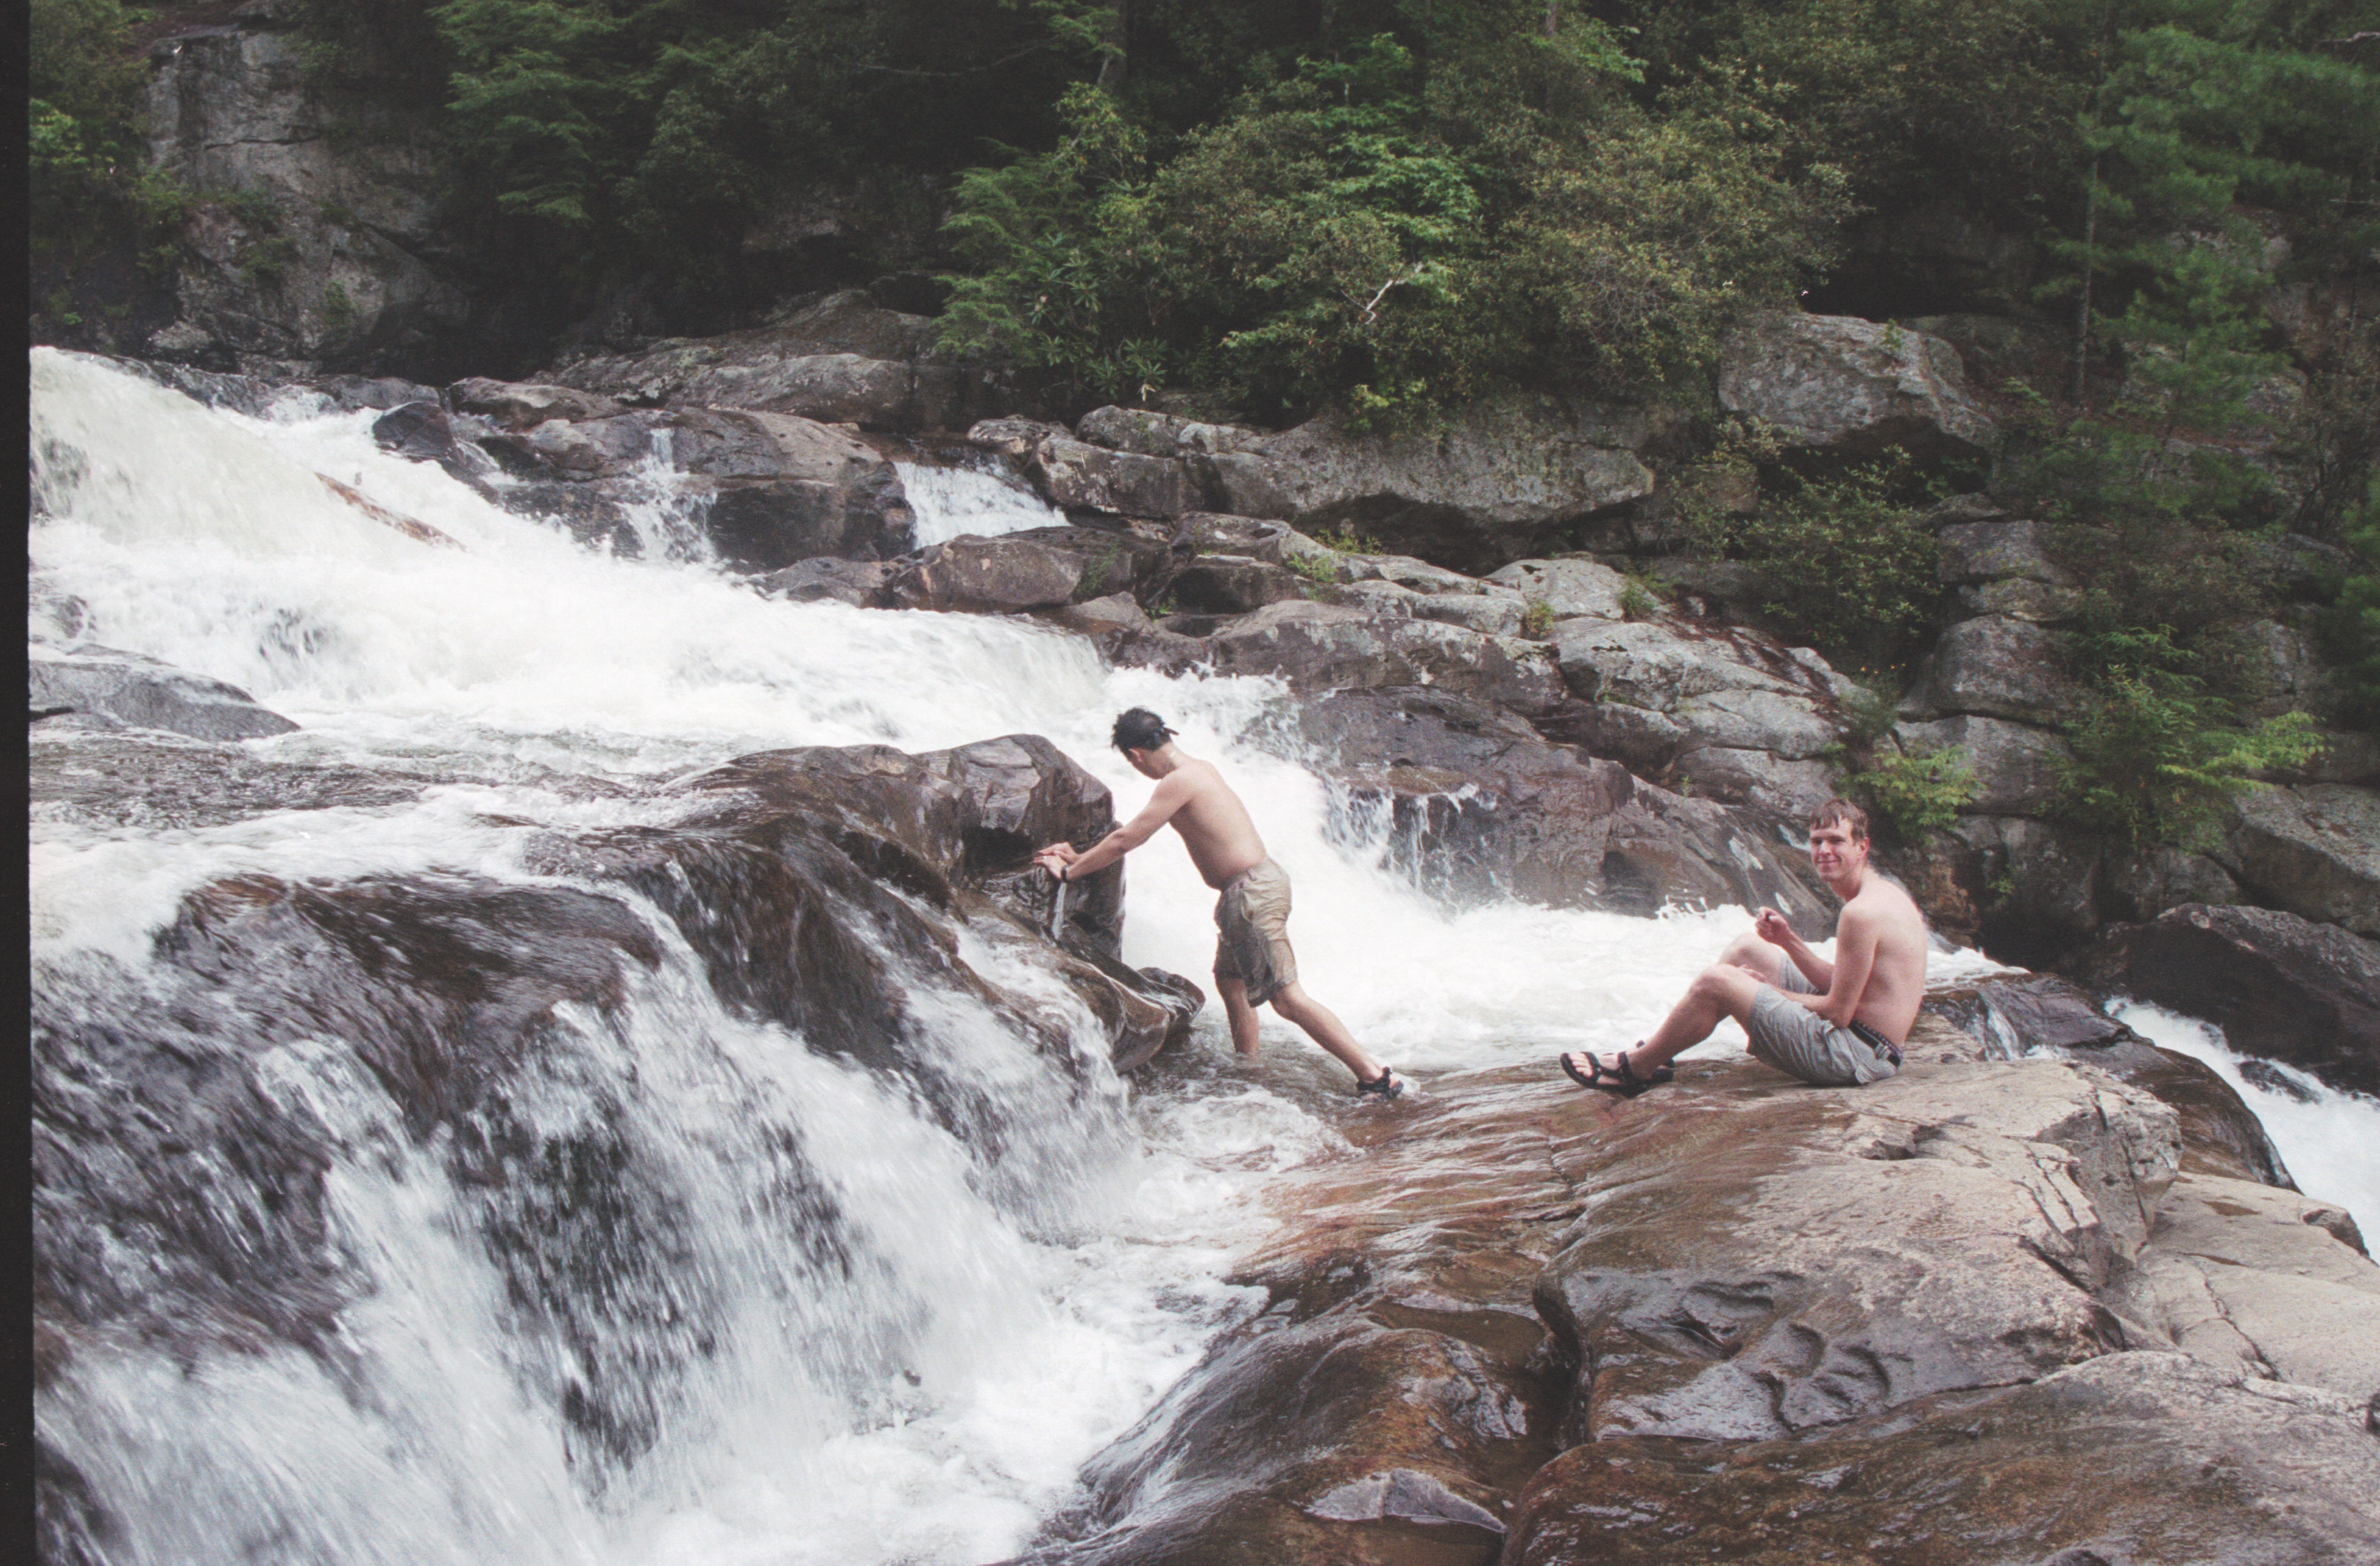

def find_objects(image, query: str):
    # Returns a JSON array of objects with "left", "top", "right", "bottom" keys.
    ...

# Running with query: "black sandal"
[
  {"left": 1559, "top": 1049, "right": 1674, "bottom": 1097},
  {"left": 1355, "top": 1067, "right": 1403, "bottom": 1101}
]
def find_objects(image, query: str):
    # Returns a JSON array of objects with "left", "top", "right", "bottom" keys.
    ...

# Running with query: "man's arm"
[
  {"left": 1754, "top": 905, "right": 1834, "bottom": 991},
  {"left": 1034, "top": 775, "right": 1190, "bottom": 881},
  {"left": 1788, "top": 904, "right": 1876, "bottom": 1027}
]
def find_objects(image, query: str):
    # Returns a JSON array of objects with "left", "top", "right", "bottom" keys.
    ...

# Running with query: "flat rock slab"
[
  {"left": 1504, "top": 1352, "right": 2380, "bottom": 1566},
  {"left": 30, "top": 644, "right": 298, "bottom": 742}
]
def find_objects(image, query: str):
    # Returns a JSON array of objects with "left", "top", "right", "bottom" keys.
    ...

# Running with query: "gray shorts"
[{"left": 1745, "top": 961, "right": 1901, "bottom": 1087}]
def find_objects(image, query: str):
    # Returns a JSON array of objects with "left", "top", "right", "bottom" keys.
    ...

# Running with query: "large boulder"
[
  {"left": 1717, "top": 311, "right": 1998, "bottom": 459},
  {"left": 1504, "top": 1354, "right": 2380, "bottom": 1566},
  {"left": 2069, "top": 903, "right": 2380, "bottom": 1097},
  {"left": 2218, "top": 783, "right": 2380, "bottom": 937},
  {"left": 682, "top": 411, "right": 916, "bottom": 568},
  {"left": 1292, "top": 688, "right": 1834, "bottom": 924},
  {"left": 1936, "top": 517, "right": 2083, "bottom": 622},
  {"left": 1028, "top": 437, "right": 1193, "bottom": 518},
  {"left": 137, "top": 13, "right": 467, "bottom": 372},
  {"left": 1207, "top": 600, "right": 1567, "bottom": 716},
  {"left": 29, "top": 644, "right": 298, "bottom": 741},
  {"left": 1072, "top": 405, "right": 1260, "bottom": 458},
  {"left": 1486, "top": 557, "right": 1629, "bottom": 622},
  {"left": 882, "top": 527, "right": 1182, "bottom": 615},
  {"left": 548, "top": 291, "right": 1007, "bottom": 431},
  {"left": 1894, "top": 712, "right": 2071, "bottom": 816},
  {"left": 1203, "top": 394, "right": 1657, "bottom": 575},
  {"left": 1924, "top": 613, "right": 2082, "bottom": 721}
]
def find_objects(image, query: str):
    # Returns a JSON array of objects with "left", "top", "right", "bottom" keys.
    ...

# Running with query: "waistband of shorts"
[
  {"left": 1847, "top": 1021, "right": 1902, "bottom": 1068},
  {"left": 1219, "top": 858, "right": 1278, "bottom": 892}
]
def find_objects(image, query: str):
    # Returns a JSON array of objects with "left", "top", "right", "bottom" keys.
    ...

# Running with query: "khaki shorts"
[
  {"left": 1745, "top": 961, "right": 1901, "bottom": 1087},
  {"left": 1214, "top": 859, "right": 1298, "bottom": 1007}
]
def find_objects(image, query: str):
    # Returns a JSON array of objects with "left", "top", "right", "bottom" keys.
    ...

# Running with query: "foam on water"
[
  {"left": 896, "top": 457, "right": 1065, "bottom": 548},
  {"left": 30, "top": 347, "right": 2380, "bottom": 1565},
  {"left": 2112, "top": 1002, "right": 2380, "bottom": 1238}
]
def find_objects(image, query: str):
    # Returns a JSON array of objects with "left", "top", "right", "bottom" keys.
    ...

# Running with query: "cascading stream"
[{"left": 29, "top": 348, "right": 2379, "bottom": 1565}]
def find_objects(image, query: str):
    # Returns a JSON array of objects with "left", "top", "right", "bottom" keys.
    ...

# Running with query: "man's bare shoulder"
[{"left": 1844, "top": 874, "right": 1926, "bottom": 934}]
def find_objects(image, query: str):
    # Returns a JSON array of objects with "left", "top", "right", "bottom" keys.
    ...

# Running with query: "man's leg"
[
  {"left": 1719, "top": 933, "right": 1786, "bottom": 982},
  {"left": 1217, "top": 977, "right": 1263, "bottom": 1060},
  {"left": 1268, "top": 981, "right": 1390, "bottom": 1087},
  {"left": 1560, "top": 962, "right": 1765, "bottom": 1084}
]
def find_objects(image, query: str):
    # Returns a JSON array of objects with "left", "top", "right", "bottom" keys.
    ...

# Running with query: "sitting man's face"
[{"left": 1808, "top": 821, "right": 1867, "bottom": 878}]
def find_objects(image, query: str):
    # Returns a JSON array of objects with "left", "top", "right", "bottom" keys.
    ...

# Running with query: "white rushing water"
[
  {"left": 895, "top": 456, "right": 1065, "bottom": 548},
  {"left": 28, "top": 347, "right": 2380, "bottom": 1564}
]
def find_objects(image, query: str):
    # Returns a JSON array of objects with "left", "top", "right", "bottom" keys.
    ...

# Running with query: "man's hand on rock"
[{"left": 1034, "top": 843, "right": 1079, "bottom": 880}]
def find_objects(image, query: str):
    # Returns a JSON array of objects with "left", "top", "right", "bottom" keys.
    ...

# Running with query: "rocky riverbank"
[{"left": 1007, "top": 998, "right": 2379, "bottom": 1565}]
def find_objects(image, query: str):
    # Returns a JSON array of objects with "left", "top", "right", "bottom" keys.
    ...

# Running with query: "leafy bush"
[
  {"left": 1520, "top": 596, "right": 1556, "bottom": 639},
  {"left": 1857, "top": 745, "right": 1977, "bottom": 841},
  {"left": 2057, "top": 659, "right": 2324, "bottom": 848},
  {"left": 1688, "top": 449, "right": 1942, "bottom": 660},
  {"left": 1617, "top": 571, "right": 1670, "bottom": 621},
  {"left": 2315, "top": 472, "right": 2380, "bottom": 731}
]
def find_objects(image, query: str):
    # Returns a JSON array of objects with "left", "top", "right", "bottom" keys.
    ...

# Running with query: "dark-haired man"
[
  {"left": 1559, "top": 799, "right": 1924, "bottom": 1096},
  {"left": 1033, "top": 708, "right": 1403, "bottom": 1099}
]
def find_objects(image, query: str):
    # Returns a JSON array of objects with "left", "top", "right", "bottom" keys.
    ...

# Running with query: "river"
[{"left": 28, "top": 348, "right": 2379, "bottom": 1565}]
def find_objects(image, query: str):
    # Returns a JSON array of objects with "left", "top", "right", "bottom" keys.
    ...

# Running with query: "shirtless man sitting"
[
  {"left": 1033, "top": 708, "right": 1403, "bottom": 1099},
  {"left": 1559, "top": 798, "right": 1926, "bottom": 1096}
]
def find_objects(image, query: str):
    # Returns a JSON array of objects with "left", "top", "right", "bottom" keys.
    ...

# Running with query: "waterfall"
[
  {"left": 30, "top": 348, "right": 2380, "bottom": 1565},
  {"left": 895, "top": 456, "right": 1066, "bottom": 548}
]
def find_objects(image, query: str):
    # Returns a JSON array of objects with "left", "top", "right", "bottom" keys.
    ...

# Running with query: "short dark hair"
[
  {"left": 1112, "top": 707, "right": 1177, "bottom": 754},
  {"left": 1810, "top": 798, "right": 1870, "bottom": 840}
]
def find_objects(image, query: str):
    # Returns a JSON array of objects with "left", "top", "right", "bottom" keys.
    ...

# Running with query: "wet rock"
[
  {"left": 1535, "top": 1058, "right": 2173, "bottom": 1452},
  {"left": 1915, "top": 970, "right": 2292, "bottom": 1188},
  {"left": 1504, "top": 1353, "right": 2380, "bottom": 1566},
  {"left": 685, "top": 412, "right": 915, "bottom": 568},
  {"left": 2218, "top": 783, "right": 2380, "bottom": 936},
  {"left": 2069, "top": 904, "right": 2380, "bottom": 1097},
  {"left": 369, "top": 401, "right": 500, "bottom": 493},
  {"left": 447, "top": 378, "right": 627, "bottom": 430},
  {"left": 1293, "top": 688, "right": 1833, "bottom": 926},
  {"left": 1176, "top": 512, "right": 1343, "bottom": 575},
  {"left": 1209, "top": 601, "right": 1567, "bottom": 717},
  {"left": 2112, "top": 1173, "right": 2379, "bottom": 1400},
  {"left": 1035, "top": 594, "right": 1210, "bottom": 675},
  {"left": 29, "top": 729, "right": 440, "bottom": 832},
  {"left": 1028, "top": 437, "right": 1193, "bottom": 518},
  {"left": 883, "top": 527, "right": 1180, "bottom": 615},
  {"left": 753, "top": 557, "right": 894, "bottom": 607},
  {"left": 1926, "top": 614, "right": 2081, "bottom": 721},
  {"left": 1205, "top": 394, "right": 1656, "bottom": 575},
  {"left": 1952, "top": 814, "right": 2110, "bottom": 962},
  {"left": 1718, "top": 311, "right": 1998, "bottom": 459},
  {"left": 1166, "top": 555, "right": 1309, "bottom": 614},
  {"left": 29, "top": 644, "right": 298, "bottom": 741}
]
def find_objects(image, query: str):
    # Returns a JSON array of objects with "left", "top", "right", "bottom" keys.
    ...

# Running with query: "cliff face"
[{"left": 134, "top": 4, "right": 467, "bottom": 375}]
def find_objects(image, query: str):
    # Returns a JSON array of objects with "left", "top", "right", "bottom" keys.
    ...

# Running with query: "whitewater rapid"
[{"left": 29, "top": 348, "right": 2379, "bottom": 1566}]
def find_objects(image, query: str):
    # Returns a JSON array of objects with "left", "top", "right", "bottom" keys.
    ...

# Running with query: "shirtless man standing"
[
  {"left": 1033, "top": 708, "right": 1403, "bottom": 1099},
  {"left": 1559, "top": 798, "right": 1925, "bottom": 1096}
]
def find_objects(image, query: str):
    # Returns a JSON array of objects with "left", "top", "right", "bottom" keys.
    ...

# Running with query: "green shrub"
[
  {"left": 2057, "top": 669, "right": 2323, "bottom": 849},
  {"left": 1617, "top": 571, "right": 1671, "bottom": 621},
  {"left": 1520, "top": 596, "right": 1555, "bottom": 638},
  {"left": 1285, "top": 550, "right": 1341, "bottom": 587},
  {"left": 1688, "top": 448, "right": 1941, "bottom": 661},
  {"left": 1855, "top": 744, "right": 1977, "bottom": 841}
]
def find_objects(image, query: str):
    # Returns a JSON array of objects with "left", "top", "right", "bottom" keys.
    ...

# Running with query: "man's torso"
[
  {"left": 1842, "top": 878, "right": 1928, "bottom": 1045},
  {"left": 1164, "top": 759, "right": 1268, "bottom": 888}
]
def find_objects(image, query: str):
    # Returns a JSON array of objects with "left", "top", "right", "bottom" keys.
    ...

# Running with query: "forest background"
[{"left": 28, "top": 0, "right": 2380, "bottom": 844}]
